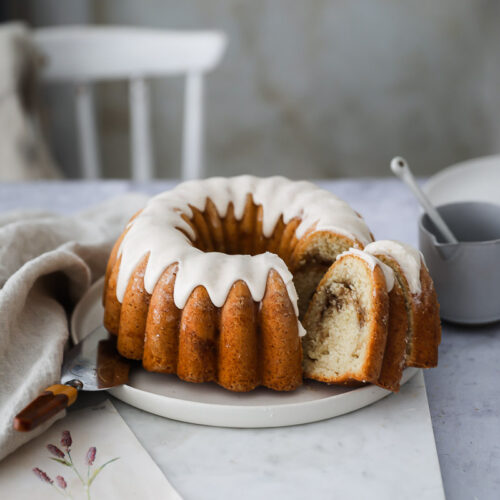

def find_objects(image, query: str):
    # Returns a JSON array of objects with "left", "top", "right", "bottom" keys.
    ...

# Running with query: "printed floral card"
[{"left": 0, "top": 399, "right": 181, "bottom": 499}]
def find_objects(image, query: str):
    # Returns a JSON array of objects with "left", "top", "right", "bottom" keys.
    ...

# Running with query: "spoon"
[{"left": 390, "top": 156, "right": 458, "bottom": 244}]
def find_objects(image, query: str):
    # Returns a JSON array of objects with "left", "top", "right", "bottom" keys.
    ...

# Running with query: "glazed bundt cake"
[
  {"left": 103, "top": 177, "right": 440, "bottom": 393},
  {"left": 103, "top": 176, "right": 373, "bottom": 392}
]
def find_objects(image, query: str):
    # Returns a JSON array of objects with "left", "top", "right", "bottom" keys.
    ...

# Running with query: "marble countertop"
[{"left": 1, "top": 178, "right": 498, "bottom": 499}]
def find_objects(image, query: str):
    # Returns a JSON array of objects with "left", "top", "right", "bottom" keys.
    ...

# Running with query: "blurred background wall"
[{"left": 2, "top": 0, "right": 500, "bottom": 179}]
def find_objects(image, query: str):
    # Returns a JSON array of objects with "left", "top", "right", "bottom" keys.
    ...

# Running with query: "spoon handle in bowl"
[{"left": 391, "top": 157, "right": 458, "bottom": 244}]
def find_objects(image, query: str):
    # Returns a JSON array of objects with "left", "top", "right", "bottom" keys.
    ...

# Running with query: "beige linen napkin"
[{"left": 0, "top": 193, "right": 147, "bottom": 461}]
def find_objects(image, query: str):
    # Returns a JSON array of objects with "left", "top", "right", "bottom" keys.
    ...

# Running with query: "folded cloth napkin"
[{"left": 0, "top": 193, "right": 148, "bottom": 461}]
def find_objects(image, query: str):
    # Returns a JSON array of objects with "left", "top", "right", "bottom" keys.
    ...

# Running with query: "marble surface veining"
[
  {"left": 1, "top": 179, "right": 499, "bottom": 499},
  {"left": 112, "top": 371, "right": 442, "bottom": 500}
]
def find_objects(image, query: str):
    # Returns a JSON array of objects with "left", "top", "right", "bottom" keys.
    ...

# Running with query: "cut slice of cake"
[
  {"left": 302, "top": 249, "right": 395, "bottom": 386},
  {"left": 364, "top": 240, "right": 441, "bottom": 369},
  {"left": 376, "top": 277, "right": 409, "bottom": 391}
]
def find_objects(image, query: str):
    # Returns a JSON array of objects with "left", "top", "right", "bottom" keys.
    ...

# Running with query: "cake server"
[{"left": 13, "top": 325, "right": 130, "bottom": 432}]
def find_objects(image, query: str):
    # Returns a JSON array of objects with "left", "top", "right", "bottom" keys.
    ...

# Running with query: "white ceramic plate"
[
  {"left": 71, "top": 277, "right": 418, "bottom": 428},
  {"left": 424, "top": 154, "right": 500, "bottom": 207}
]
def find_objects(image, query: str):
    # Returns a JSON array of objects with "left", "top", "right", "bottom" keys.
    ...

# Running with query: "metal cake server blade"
[
  {"left": 61, "top": 325, "right": 130, "bottom": 390},
  {"left": 14, "top": 326, "right": 130, "bottom": 431}
]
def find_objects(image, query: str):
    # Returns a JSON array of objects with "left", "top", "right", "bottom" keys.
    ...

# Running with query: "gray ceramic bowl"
[{"left": 419, "top": 201, "right": 500, "bottom": 324}]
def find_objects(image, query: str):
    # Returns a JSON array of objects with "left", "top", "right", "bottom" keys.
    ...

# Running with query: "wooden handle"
[{"left": 13, "top": 384, "right": 78, "bottom": 432}]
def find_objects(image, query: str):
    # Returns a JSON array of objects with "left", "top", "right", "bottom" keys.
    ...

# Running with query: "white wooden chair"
[{"left": 34, "top": 26, "right": 226, "bottom": 181}]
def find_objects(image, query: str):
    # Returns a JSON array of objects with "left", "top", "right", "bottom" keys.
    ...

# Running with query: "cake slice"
[
  {"left": 376, "top": 277, "right": 409, "bottom": 391},
  {"left": 302, "top": 249, "right": 395, "bottom": 386},
  {"left": 364, "top": 240, "right": 441, "bottom": 368}
]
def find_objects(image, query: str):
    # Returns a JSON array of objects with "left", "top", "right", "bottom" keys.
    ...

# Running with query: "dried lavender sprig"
[
  {"left": 47, "top": 444, "right": 65, "bottom": 458},
  {"left": 33, "top": 467, "right": 53, "bottom": 484}
]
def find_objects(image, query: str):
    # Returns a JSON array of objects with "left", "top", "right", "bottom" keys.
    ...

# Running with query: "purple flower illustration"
[
  {"left": 33, "top": 467, "right": 53, "bottom": 484},
  {"left": 47, "top": 444, "right": 65, "bottom": 458},
  {"left": 32, "top": 430, "right": 119, "bottom": 500},
  {"left": 56, "top": 476, "right": 67, "bottom": 489},
  {"left": 86, "top": 447, "right": 96, "bottom": 466},
  {"left": 61, "top": 430, "right": 72, "bottom": 450}
]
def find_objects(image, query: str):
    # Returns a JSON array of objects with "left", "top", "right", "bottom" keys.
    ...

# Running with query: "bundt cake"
[
  {"left": 103, "top": 177, "right": 440, "bottom": 393},
  {"left": 103, "top": 176, "right": 374, "bottom": 392}
]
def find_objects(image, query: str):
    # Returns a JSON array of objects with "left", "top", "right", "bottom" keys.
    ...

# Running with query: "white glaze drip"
[
  {"left": 364, "top": 240, "right": 422, "bottom": 295},
  {"left": 116, "top": 176, "right": 373, "bottom": 337},
  {"left": 337, "top": 248, "right": 395, "bottom": 292}
]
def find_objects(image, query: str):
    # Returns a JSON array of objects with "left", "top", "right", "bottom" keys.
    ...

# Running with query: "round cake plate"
[{"left": 71, "top": 277, "right": 418, "bottom": 428}]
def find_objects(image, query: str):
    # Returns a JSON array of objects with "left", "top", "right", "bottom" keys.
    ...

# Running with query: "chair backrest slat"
[
  {"left": 129, "top": 77, "right": 154, "bottom": 182},
  {"left": 74, "top": 83, "right": 100, "bottom": 179},
  {"left": 182, "top": 72, "right": 204, "bottom": 180},
  {"left": 34, "top": 27, "right": 225, "bottom": 82},
  {"left": 34, "top": 26, "right": 226, "bottom": 180}
]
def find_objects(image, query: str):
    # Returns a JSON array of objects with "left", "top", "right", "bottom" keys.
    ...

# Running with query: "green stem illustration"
[{"left": 67, "top": 450, "right": 85, "bottom": 486}]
